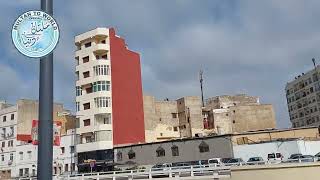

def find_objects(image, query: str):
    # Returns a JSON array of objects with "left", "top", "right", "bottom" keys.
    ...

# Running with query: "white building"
[
  {"left": 74, "top": 28, "right": 145, "bottom": 173},
  {"left": 0, "top": 101, "right": 17, "bottom": 179},
  {"left": 285, "top": 65, "right": 320, "bottom": 127},
  {"left": 233, "top": 139, "right": 320, "bottom": 161},
  {"left": 12, "top": 130, "right": 77, "bottom": 178},
  {"left": 0, "top": 100, "right": 77, "bottom": 179}
]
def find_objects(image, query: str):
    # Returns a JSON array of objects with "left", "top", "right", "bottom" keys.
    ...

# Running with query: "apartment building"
[
  {"left": 285, "top": 66, "right": 320, "bottom": 128},
  {"left": 0, "top": 100, "right": 76, "bottom": 179},
  {"left": 0, "top": 101, "right": 17, "bottom": 179},
  {"left": 144, "top": 94, "right": 276, "bottom": 143},
  {"left": 74, "top": 28, "right": 145, "bottom": 172},
  {"left": 143, "top": 96, "right": 203, "bottom": 143}
]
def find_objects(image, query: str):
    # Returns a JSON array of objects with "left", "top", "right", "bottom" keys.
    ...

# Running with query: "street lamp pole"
[{"left": 38, "top": 0, "right": 53, "bottom": 179}]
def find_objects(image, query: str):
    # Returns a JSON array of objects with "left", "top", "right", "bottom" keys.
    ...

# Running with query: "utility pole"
[
  {"left": 199, "top": 70, "right": 205, "bottom": 107},
  {"left": 38, "top": 0, "right": 53, "bottom": 179}
]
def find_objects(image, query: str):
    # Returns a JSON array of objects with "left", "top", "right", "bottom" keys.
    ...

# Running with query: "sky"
[{"left": 1, "top": 0, "right": 320, "bottom": 128}]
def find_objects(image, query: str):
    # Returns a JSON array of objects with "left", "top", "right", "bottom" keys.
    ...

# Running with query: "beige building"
[
  {"left": 285, "top": 66, "right": 320, "bottom": 128},
  {"left": 203, "top": 94, "right": 276, "bottom": 135},
  {"left": 144, "top": 94, "right": 276, "bottom": 142},
  {"left": 143, "top": 96, "right": 202, "bottom": 142}
]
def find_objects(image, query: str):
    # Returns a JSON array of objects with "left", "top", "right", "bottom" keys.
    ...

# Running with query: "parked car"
[
  {"left": 267, "top": 152, "right": 283, "bottom": 163},
  {"left": 225, "top": 158, "right": 245, "bottom": 166},
  {"left": 208, "top": 158, "right": 223, "bottom": 166},
  {"left": 247, "top": 157, "right": 265, "bottom": 165},
  {"left": 288, "top": 153, "right": 302, "bottom": 159},
  {"left": 288, "top": 155, "right": 315, "bottom": 163},
  {"left": 151, "top": 163, "right": 172, "bottom": 171}
]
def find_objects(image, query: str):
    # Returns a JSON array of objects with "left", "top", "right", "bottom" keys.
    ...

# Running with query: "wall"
[
  {"left": 233, "top": 140, "right": 301, "bottom": 161},
  {"left": 16, "top": 99, "right": 64, "bottom": 141},
  {"left": 230, "top": 163, "right": 320, "bottom": 180},
  {"left": 109, "top": 28, "right": 145, "bottom": 145},
  {"left": 230, "top": 104, "right": 276, "bottom": 133},
  {"left": 114, "top": 135, "right": 233, "bottom": 166}
]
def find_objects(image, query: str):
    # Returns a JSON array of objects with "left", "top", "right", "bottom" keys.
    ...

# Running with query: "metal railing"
[
  {"left": 16, "top": 158, "right": 319, "bottom": 180},
  {"left": 53, "top": 165, "right": 231, "bottom": 180}
]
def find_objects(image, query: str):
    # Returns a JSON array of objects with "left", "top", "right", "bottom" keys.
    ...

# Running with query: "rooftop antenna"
[
  {"left": 199, "top": 69, "right": 205, "bottom": 107},
  {"left": 312, "top": 58, "right": 316, "bottom": 69}
]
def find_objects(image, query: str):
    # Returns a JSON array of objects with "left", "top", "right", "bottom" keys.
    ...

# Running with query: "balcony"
[{"left": 93, "top": 44, "right": 109, "bottom": 54}]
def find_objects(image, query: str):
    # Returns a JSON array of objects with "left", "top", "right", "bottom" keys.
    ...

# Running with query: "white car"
[{"left": 208, "top": 158, "right": 223, "bottom": 166}]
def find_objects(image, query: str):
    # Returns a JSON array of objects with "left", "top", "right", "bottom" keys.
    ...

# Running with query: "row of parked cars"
[{"left": 151, "top": 152, "right": 320, "bottom": 170}]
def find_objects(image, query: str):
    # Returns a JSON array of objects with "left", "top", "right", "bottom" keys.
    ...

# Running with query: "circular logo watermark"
[{"left": 12, "top": 10, "right": 59, "bottom": 58}]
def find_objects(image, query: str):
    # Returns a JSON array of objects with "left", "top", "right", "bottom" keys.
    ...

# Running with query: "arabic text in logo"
[{"left": 12, "top": 10, "right": 59, "bottom": 58}]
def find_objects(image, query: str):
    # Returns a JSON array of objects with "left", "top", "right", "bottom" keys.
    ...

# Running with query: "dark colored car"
[
  {"left": 289, "top": 153, "right": 302, "bottom": 159},
  {"left": 289, "top": 155, "right": 314, "bottom": 162},
  {"left": 247, "top": 157, "right": 265, "bottom": 165},
  {"left": 225, "top": 158, "right": 245, "bottom": 166}
]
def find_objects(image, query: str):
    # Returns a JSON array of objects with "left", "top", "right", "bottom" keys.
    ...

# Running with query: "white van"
[{"left": 267, "top": 152, "right": 283, "bottom": 163}]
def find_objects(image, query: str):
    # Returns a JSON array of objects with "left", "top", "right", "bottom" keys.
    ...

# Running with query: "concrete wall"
[
  {"left": 16, "top": 99, "right": 64, "bottom": 141},
  {"left": 230, "top": 163, "right": 320, "bottom": 180},
  {"left": 230, "top": 104, "right": 276, "bottom": 133},
  {"left": 114, "top": 135, "right": 233, "bottom": 166}
]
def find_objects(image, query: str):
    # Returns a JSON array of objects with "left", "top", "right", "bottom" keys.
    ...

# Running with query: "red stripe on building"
[{"left": 109, "top": 28, "right": 145, "bottom": 145}]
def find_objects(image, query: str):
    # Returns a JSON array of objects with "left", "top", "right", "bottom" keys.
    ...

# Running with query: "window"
[
  {"left": 101, "top": 40, "right": 106, "bottom": 44},
  {"left": 84, "top": 42, "right": 91, "bottom": 48},
  {"left": 128, "top": 150, "right": 136, "bottom": 159},
  {"left": 160, "top": 133, "right": 163, "bottom": 136},
  {"left": 93, "top": 65, "right": 110, "bottom": 76},
  {"left": 94, "top": 97, "right": 111, "bottom": 108},
  {"left": 172, "top": 113, "right": 177, "bottom": 118},
  {"left": 61, "top": 147, "right": 65, "bottom": 154},
  {"left": 71, "top": 163, "right": 75, "bottom": 172},
  {"left": 24, "top": 168, "right": 29, "bottom": 175},
  {"left": 83, "top": 119, "right": 90, "bottom": 126},
  {"left": 10, "top": 114, "right": 14, "bottom": 120},
  {"left": 173, "top": 127, "right": 178, "bottom": 132},
  {"left": 1, "top": 141, "right": 4, "bottom": 148},
  {"left": 101, "top": 54, "right": 108, "bottom": 59},
  {"left": 93, "top": 81, "right": 110, "bottom": 92},
  {"left": 85, "top": 135, "right": 94, "bottom": 143},
  {"left": 75, "top": 56, "right": 79, "bottom": 65},
  {"left": 70, "top": 146, "right": 75, "bottom": 153},
  {"left": 10, "top": 153, "right": 13, "bottom": 161},
  {"left": 86, "top": 87, "right": 93, "bottom": 94},
  {"left": 75, "top": 72, "right": 79, "bottom": 81},
  {"left": 19, "top": 169, "right": 23, "bottom": 176},
  {"left": 171, "top": 145, "right": 179, "bottom": 156},
  {"left": 156, "top": 147, "right": 165, "bottom": 157},
  {"left": 27, "top": 151, "right": 32, "bottom": 159},
  {"left": 8, "top": 140, "right": 13, "bottom": 147},
  {"left": 76, "top": 102, "right": 80, "bottom": 112},
  {"left": 82, "top": 56, "right": 89, "bottom": 63},
  {"left": 76, "top": 86, "right": 82, "bottom": 96},
  {"left": 3, "top": 116, "right": 6, "bottom": 122},
  {"left": 83, "top": 103, "right": 90, "bottom": 110},
  {"left": 65, "top": 164, "right": 69, "bottom": 172},
  {"left": 19, "top": 152, "right": 23, "bottom": 160},
  {"left": 199, "top": 141, "right": 209, "bottom": 153},
  {"left": 1, "top": 155, "right": 4, "bottom": 161},
  {"left": 10, "top": 126, "right": 14, "bottom": 136},
  {"left": 83, "top": 71, "right": 90, "bottom": 78},
  {"left": 117, "top": 151, "right": 122, "bottom": 161}
]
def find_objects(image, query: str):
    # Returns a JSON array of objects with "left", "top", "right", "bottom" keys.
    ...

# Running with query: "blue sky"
[{"left": 1, "top": 0, "right": 320, "bottom": 128}]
